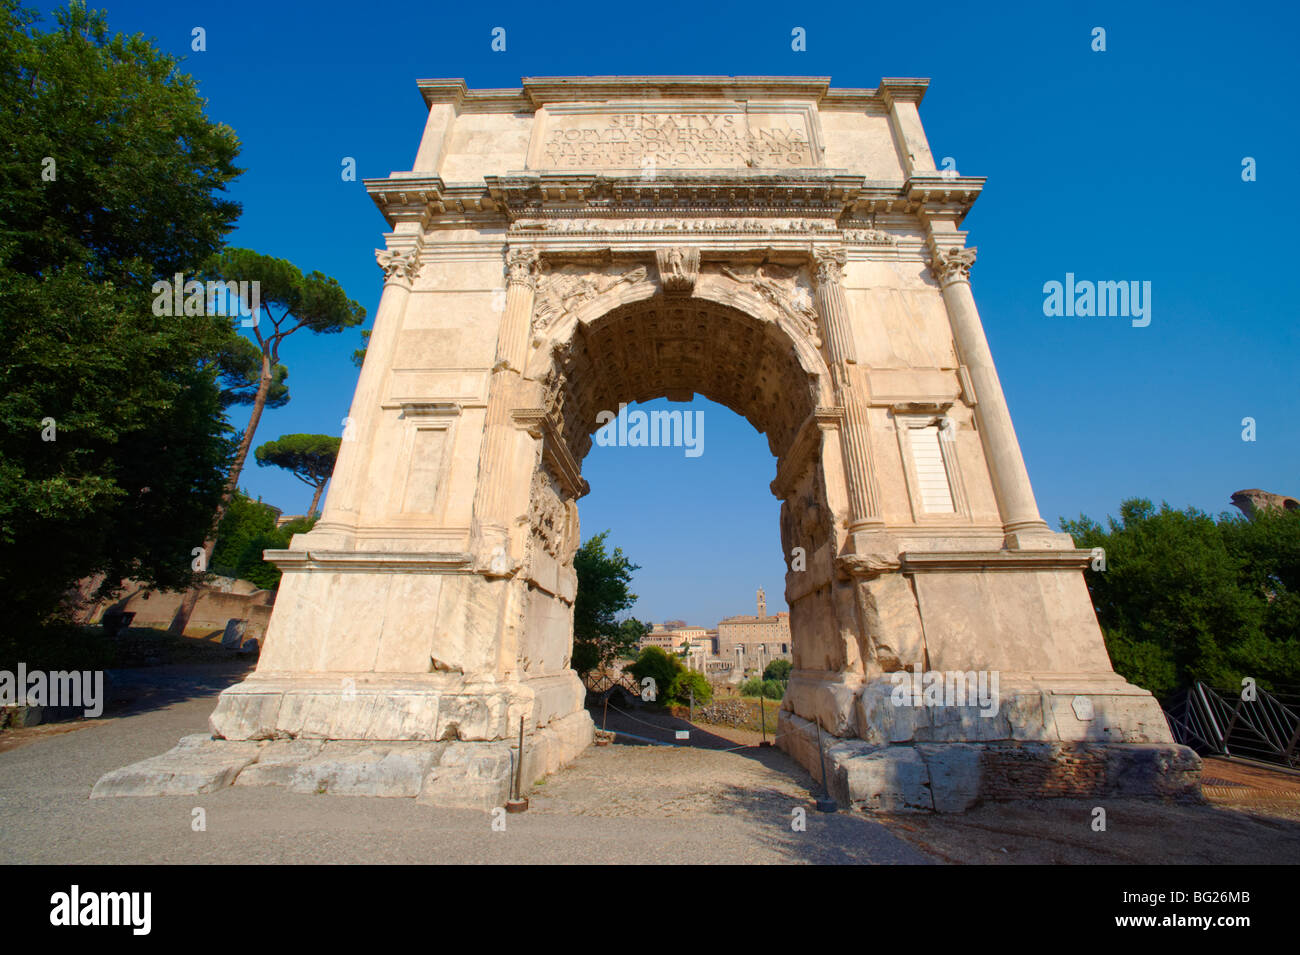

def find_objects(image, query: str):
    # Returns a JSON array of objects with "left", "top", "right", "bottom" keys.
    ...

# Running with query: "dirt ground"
[
  {"left": 676, "top": 713, "right": 1300, "bottom": 864},
  {"left": 6, "top": 677, "right": 1298, "bottom": 864}
]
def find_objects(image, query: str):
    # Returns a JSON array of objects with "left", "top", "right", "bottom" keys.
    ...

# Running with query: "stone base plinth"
[
  {"left": 777, "top": 673, "right": 1201, "bottom": 811},
  {"left": 207, "top": 672, "right": 585, "bottom": 744},
  {"left": 779, "top": 712, "right": 1200, "bottom": 812},
  {"left": 93, "top": 686, "right": 594, "bottom": 809}
]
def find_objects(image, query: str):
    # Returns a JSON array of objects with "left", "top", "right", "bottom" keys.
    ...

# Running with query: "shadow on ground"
[{"left": 102, "top": 662, "right": 255, "bottom": 719}]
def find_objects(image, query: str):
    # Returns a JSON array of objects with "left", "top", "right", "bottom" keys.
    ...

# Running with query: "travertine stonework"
[{"left": 96, "top": 76, "right": 1197, "bottom": 809}]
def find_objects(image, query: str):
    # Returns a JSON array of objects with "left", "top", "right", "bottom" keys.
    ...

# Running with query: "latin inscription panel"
[{"left": 529, "top": 103, "right": 821, "bottom": 171}]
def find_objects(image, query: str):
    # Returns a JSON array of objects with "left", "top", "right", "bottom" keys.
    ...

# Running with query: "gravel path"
[
  {"left": 0, "top": 669, "right": 927, "bottom": 864},
  {"left": 5, "top": 670, "right": 1293, "bottom": 864}
]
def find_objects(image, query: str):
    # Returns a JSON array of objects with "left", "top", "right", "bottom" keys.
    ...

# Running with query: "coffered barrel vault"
[{"left": 97, "top": 77, "right": 1198, "bottom": 811}]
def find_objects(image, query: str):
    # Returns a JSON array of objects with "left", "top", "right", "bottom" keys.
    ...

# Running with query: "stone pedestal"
[{"left": 778, "top": 675, "right": 1200, "bottom": 812}]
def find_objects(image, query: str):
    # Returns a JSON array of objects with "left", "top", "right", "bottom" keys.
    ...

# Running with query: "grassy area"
[
  {"left": 0, "top": 623, "right": 242, "bottom": 672},
  {"left": 689, "top": 695, "right": 785, "bottom": 735}
]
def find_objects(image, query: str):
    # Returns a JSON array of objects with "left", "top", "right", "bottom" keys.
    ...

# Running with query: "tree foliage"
[
  {"left": 763, "top": 659, "right": 792, "bottom": 682},
  {"left": 170, "top": 249, "right": 366, "bottom": 634},
  {"left": 254, "top": 433, "right": 340, "bottom": 516},
  {"left": 627, "top": 646, "right": 712, "bottom": 706},
  {"left": 211, "top": 334, "right": 288, "bottom": 411},
  {"left": 1062, "top": 499, "right": 1300, "bottom": 699},
  {"left": 210, "top": 491, "right": 316, "bottom": 591},
  {"left": 196, "top": 248, "right": 365, "bottom": 526},
  {"left": 740, "top": 677, "right": 785, "bottom": 700},
  {"left": 572, "top": 531, "right": 647, "bottom": 674},
  {"left": 0, "top": 0, "right": 243, "bottom": 629}
]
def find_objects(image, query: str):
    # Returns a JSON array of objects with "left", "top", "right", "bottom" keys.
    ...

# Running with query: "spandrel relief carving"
[
  {"left": 532, "top": 262, "right": 649, "bottom": 338},
  {"left": 718, "top": 263, "right": 822, "bottom": 349}
]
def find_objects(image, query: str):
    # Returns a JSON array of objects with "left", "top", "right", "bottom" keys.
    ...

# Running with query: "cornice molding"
[
  {"left": 363, "top": 169, "right": 982, "bottom": 231},
  {"left": 415, "top": 75, "right": 933, "bottom": 113},
  {"left": 878, "top": 77, "right": 930, "bottom": 107},
  {"left": 900, "top": 551, "right": 1091, "bottom": 573}
]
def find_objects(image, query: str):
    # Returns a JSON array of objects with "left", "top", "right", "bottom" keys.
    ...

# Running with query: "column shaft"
[
  {"left": 813, "top": 249, "right": 886, "bottom": 534},
  {"left": 318, "top": 246, "right": 418, "bottom": 530},
  {"left": 932, "top": 247, "right": 1050, "bottom": 539},
  {"left": 471, "top": 248, "right": 539, "bottom": 549}
]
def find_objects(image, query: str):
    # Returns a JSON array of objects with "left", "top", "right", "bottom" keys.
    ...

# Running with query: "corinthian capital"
[
  {"left": 811, "top": 247, "right": 847, "bottom": 289},
  {"left": 929, "top": 245, "right": 977, "bottom": 286},
  {"left": 375, "top": 246, "right": 422, "bottom": 285},
  {"left": 505, "top": 247, "right": 541, "bottom": 289}
]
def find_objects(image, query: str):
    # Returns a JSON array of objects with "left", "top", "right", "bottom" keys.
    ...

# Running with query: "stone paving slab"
[{"left": 90, "top": 735, "right": 262, "bottom": 798}]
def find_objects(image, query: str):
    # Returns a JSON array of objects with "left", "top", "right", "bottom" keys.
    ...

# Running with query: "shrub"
[
  {"left": 763, "top": 659, "right": 792, "bottom": 682},
  {"left": 628, "top": 646, "right": 679, "bottom": 704},
  {"left": 740, "top": 677, "right": 784, "bottom": 700},
  {"left": 669, "top": 668, "right": 712, "bottom": 706},
  {"left": 629, "top": 646, "right": 711, "bottom": 705}
]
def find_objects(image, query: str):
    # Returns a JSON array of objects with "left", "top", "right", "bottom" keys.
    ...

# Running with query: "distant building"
[
  {"left": 716, "top": 588, "right": 791, "bottom": 677},
  {"left": 639, "top": 621, "right": 706, "bottom": 655},
  {"left": 637, "top": 596, "right": 788, "bottom": 682}
]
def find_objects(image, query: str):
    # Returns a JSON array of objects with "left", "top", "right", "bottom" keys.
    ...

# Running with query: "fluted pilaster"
[
  {"left": 811, "top": 248, "right": 887, "bottom": 537},
  {"left": 471, "top": 247, "right": 541, "bottom": 556}
]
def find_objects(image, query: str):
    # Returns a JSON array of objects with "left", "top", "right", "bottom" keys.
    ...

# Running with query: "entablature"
[{"left": 365, "top": 172, "right": 984, "bottom": 232}]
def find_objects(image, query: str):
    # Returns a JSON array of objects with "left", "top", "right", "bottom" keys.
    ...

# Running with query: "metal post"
[
  {"left": 814, "top": 721, "right": 838, "bottom": 813},
  {"left": 760, "top": 696, "right": 771, "bottom": 747},
  {"left": 506, "top": 715, "right": 528, "bottom": 813}
]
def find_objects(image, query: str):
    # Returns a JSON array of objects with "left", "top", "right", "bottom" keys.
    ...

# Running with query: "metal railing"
[
  {"left": 581, "top": 668, "right": 640, "bottom": 697},
  {"left": 1164, "top": 681, "right": 1300, "bottom": 769}
]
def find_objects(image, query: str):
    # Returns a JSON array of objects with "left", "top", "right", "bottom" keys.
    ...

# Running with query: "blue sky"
[{"left": 38, "top": 0, "right": 1300, "bottom": 626}]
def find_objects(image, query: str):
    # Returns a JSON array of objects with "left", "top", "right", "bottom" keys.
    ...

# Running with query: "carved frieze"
[
  {"left": 511, "top": 217, "right": 840, "bottom": 236},
  {"left": 528, "top": 465, "right": 567, "bottom": 561},
  {"left": 528, "top": 463, "right": 580, "bottom": 565},
  {"left": 837, "top": 218, "right": 895, "bottom": 246},
  {"left": 841, "top": 229, "right": 896, "bottom": 246}
]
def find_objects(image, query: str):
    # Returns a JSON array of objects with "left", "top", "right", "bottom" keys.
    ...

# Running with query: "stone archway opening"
[
  {"left": 549, "top": 292, "right": 817, "bottom": 466},
  {"left": 541, "top": 289, "right": 823, "bottom": 702},
  {"left": 520, "top": 255, "right": 846, "bottom": 700}
]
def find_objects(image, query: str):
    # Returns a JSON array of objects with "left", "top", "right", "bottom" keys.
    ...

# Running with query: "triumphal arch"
[{"left": 97, "top": 77, "right": 1198, "bottom": 810}]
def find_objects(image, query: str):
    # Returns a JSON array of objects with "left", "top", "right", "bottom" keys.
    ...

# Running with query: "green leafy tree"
[
  {"left": 0, "top": 0, "right": 242, "bottom": 630},
  {"left": 572, "top": 531, "right": 647, "bottom": 674},
  {"left": 628, "top": 646, "right": 678, "bottom": 702},
  {"left": 170, "top": 249, "right": 366, "bottom": 633},
  {"left": 763, "top": 659, "right": 792, "bottom": 682},
  {"left": 352, "top": 328, "right": 370, "bottom": 368},
  {"left": 1062, "top": 498, "right": 1300, "bottom": 698},
  {"left": 210, "top": 491, "right": 317, "bottom": 590},
  {"left": 255, "top": 433, "right": 341, "bottom": 517},
  {"left": 212, "top": 334, "right": 288, "bottom": 411},
  {"left": 628, "top": 646, "right": 712, "bottom": 706},
  {"left": 669, "top": 668, "right": 712, "bottom": 706}
]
